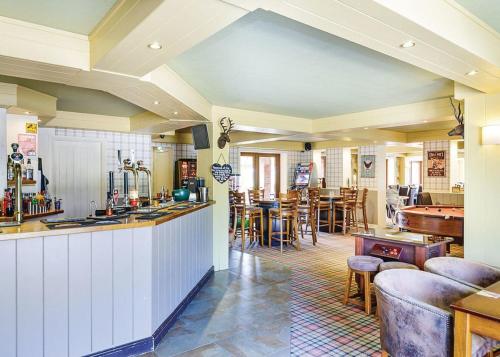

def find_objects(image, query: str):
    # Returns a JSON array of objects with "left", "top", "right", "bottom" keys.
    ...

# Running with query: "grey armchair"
[
  {"left": 374, "top": 269, "right": 496, "bottom": 357},
  {"left": 424, "top": 256, "right": 500, "bottom": 290}
]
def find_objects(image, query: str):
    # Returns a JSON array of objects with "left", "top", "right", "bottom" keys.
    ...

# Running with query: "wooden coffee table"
[{"left": 451, "top": 281, "right": 500, "bottom": 357}]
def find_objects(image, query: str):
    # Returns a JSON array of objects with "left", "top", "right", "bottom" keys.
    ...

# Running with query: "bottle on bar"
[{"left": 26, "top": 159, "right": 34, "bottom": 181}]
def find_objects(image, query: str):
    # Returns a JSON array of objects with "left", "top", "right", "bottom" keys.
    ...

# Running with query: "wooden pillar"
[{"left": 196, "top": 120, "right": 229, "bottom": 271}]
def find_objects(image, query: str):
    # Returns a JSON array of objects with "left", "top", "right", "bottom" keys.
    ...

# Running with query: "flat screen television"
[{"left": 191, "top": 124, "right": 210, "bottom": 150}]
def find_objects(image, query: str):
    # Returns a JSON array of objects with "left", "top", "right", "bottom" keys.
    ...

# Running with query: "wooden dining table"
[{"left": 451, "top": 281, "right": 500, "bottom": 357}]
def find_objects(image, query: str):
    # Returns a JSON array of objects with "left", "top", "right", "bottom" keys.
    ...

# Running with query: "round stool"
[
  {"left": 343, "top": 255, "right": 383, "bottom": 315},
  {"left": 379, "top": 261, "right": 419, "bottom": 272}
]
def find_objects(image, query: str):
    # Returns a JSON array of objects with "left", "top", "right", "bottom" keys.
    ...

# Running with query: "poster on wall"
[
  {"left": 360, "top": 155, "right": 376, "bottom": 178},
  {"left": 18, "top": 134, "right": 37, "bottom": 156},
  {"left": 427, "top": 150, "right": 446, "bottom": 177}
]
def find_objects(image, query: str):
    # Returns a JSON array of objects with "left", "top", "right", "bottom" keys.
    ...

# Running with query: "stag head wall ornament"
[
  {"left": 217, "top": 117, "right": 234, "bottom": 149},
  {"left": 448, "top": 97, "right": 464, "bottom": 138}
]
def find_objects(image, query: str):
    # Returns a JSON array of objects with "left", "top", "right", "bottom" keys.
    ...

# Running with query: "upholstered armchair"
[
  {"left": 374, "top": 269, "right": 497, "bottom": 357},
  {"left": 424, "top": 256, "right": 500, "bottom": 290}
]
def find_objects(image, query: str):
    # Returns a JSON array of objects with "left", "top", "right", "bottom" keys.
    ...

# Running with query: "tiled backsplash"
[
  {"left": 325, "top": 148, "right": 344, "bottom": 187},
  {"left": 423, "top": 140, "right": 450, "bottom": 191},
  {"left": 54, "top": 128, "right": 152, "bottom": 196}
]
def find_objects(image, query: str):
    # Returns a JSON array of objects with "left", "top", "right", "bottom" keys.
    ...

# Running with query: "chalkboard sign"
[{"left": 211, "top": 163, "right": 232, "bottom": 183}]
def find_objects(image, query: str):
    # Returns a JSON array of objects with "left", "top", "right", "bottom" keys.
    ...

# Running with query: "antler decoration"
[
  {"left": 448, "top": 97, "right": 464, "bottom": 138},
  {"left": 217, "top": 117, "right": 234, "bottom": 149}
]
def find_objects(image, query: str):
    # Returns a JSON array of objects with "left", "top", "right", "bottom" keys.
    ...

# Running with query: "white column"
[
  {"left": 375, "top": 145, "right": 387, "bottom": 226},
  {"left": 196, "top": 120, "right": 229, "bottom": 271},
  {"left": 311, "top": 150, "right": 322, "bottom": 187},
  {"left": 0, "top": 108, "right": 7, "bottom": 193},
  {"left": 463, "top": 92, "right": 500, "bottom": 267}
]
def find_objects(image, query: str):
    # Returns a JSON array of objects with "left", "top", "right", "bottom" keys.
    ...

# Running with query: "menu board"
[{"left": 427, "top": 150, "right": 446, "bottom": 177}]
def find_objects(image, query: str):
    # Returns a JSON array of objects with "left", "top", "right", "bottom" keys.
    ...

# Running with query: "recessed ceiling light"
[
  {"left": 24, "top": 111, "right": 30, "bottom": 115},
  {"left": 148, "top": 42, "right": 162, "bottom": 50},
  {"left": 466, "top": 70, "right": 478, "bottom": 76},
  {"left": 37, "top": 119, "right": 42, "bottom": 122},
  {"left": 173, "top": 111, "right": 178, "bottom": 115},
  {"left": 364, "top": 127, "right": 369, "bottom": 130},
  {"left": 153, "top": 100, "right": 160, "bottom": 105},
  {"left": 400, "top": 40, "right": 416, "bottom": 48},
  {"left": 423, "top": 120, "right": 428, "bottom": 123}
]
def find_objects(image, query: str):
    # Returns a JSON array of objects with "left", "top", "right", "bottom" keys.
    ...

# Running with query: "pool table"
[{"left": 396, "top": 205, "right": 464, "bottom": 245}]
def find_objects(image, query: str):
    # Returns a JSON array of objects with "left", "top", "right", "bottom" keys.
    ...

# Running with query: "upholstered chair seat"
[
  {"left": 379, "top": 261, "right": 419, "bottom": 271},
  {"left": 374, "top": 269, "right": 497, "bottom": 357},
  {"left": 347, "top": 255, "right": 383, "bottom": 272},
  {"left": 424, "top": 257, "right": 500, "bottom": 290}
]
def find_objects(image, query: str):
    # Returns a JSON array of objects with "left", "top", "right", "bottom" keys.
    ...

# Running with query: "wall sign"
[
  {"left": 360, "top": 155, "right": 376, "bottom": 178},
  {"left": 427, "top": 150, "right": 446, "bottom": 177},
  {"left": 18, "top": 134, "right": 37, "bottom": 156},
  {"left": 211, "top": 153, "right": 232, "bottom": 183},
  {"left": 26, "top": 122, "right": 38, "bottom": 134}
]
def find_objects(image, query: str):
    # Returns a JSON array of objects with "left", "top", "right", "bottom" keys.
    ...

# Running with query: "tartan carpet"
[{"left": 231, "top": 232, "right": 464, "bottom": 357}]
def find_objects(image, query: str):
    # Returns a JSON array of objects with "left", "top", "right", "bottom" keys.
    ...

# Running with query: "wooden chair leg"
[
  {"left": 363, "top": 207, "right": 368, "bottom": 231},
  {"left": 260, "top": 211, "right": 264, "bottom": 246},
  {"left": 311, "top": 215, "right": 317, "bottom": 245},
  {"left": 332, "top": 207, "right": 337, "bottom": 233},
  {"left": 280, "top": 216, "right": 284, "bottom": 254},
  {"left": 364, "top": 271, "right": 372, "bottom": 315},
  {"left": 248, "top": 215, "right": 253, "bottom": 244},
  {"left": 241, "top": 212, "right": 245, "bottom": 252},
  {"left": 268, "top": 216, "right": 272, "bottom": 248},
  {"left": 294, "top": 215, "right": 301, "bottom": 250},
  {"left": 343, "top": 268, "right": 353, "bottom": 305},
  {"left": 342, "top": 207, "right": 347, "bottom": 235}
]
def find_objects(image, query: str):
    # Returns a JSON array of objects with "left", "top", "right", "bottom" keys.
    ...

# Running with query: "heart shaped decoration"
[{"left": 211, "top": 163, "right": 232, "bottom": 183}]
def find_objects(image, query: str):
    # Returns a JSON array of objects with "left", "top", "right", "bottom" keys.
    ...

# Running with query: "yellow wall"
[{"left": 464, "top": 92, "right": 500, "bottom": 267}]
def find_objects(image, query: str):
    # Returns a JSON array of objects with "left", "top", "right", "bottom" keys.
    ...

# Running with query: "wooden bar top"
[
  {"left": 451, "top": 281, "right": 500, "bottom": 322},
  {"left": 0, "top": 201, "right": 215, "bottom": 241}
]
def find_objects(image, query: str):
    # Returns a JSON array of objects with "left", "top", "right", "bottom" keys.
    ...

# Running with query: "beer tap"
[
  {"left": 122, "top": 158, "right": 139, "bottom": 192},
  {"left": 136, "top": 160, "right": 152, "bottom": 206},
  {"left": 10, "top": 143, "right": 23, "bottom": 223}
]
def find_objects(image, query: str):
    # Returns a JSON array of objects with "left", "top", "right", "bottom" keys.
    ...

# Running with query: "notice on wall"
[
  {"left": 360, "top": 155, "right": 376, "bottom": 178},
  {"left": 25, "top": 122, "right": 38, "bottom": 134},
  {"left": 18, "top": 134, "right": 37, "bottom": 156},
  {"left": 427, "top": 150, "right": 446, "bottom": 177}
]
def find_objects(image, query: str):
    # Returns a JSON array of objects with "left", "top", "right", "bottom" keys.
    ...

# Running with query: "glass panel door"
[
  {"left": 239, "top": 153, "right": 280, "bottom": 199},
  {"left": 240, "top": 155, "right": 255, "bottom": 198},
  {"left": 259, "top": 156, "right": 277, "bottom": 199}
]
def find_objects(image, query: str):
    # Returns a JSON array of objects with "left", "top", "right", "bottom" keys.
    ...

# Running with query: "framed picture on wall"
[
  {"left": 427, "top": 150, "right": 446, "bottom": 177},
  {"left": 360, "top": 155, "right": 376, "bottom": 178},
  {"left": 18, "top": 134, "right": 37, "bottom": 156}
]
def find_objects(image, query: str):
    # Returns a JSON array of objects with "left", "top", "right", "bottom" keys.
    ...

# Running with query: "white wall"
[{"left": 464, "top": 92, "right": 500, "bottom": 267}]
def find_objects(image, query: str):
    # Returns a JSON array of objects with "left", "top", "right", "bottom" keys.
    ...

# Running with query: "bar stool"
[
  {"left": 247, "top": 189, "right": 265, "bottom": 246},
  {"left": 298, "top": 188, "right": 320, "bottom": 245},
  {"left": 333, "top": 188, "right": 358, "bottom": 234},
  {"left": 344, "top": 255, "right": 383, "bottom": 315},
  {"left": 231, "top": 192, "right": 248, "bottom": 251},
  {"left": 269, "top": 195, "right": 301, "bottom": 253},
  {"left": 379, "top": 261, "right": 419, "bottom": 271},
  {"left": 355, "top": 188, "right": 369, "bottom": 231}
]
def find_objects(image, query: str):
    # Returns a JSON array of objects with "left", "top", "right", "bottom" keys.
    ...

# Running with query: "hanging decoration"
[
  {"left": 217, "top": 116, "right": 234, "bottom": 149},
  {"left": 211, "top": 153, "right": 232, "bottom": 183}
]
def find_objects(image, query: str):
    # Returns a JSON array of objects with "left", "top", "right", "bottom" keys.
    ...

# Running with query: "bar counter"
[{"left": 0, "top": 201, "right": 215, "bottom": 357}]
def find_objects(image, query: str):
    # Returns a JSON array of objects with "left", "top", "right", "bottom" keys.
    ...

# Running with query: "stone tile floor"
[{"left": 143, "top": 250, "right": 291, "bottom": 357}]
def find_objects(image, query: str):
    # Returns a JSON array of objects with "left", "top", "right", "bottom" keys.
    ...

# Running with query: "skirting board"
[{"left": 85, "top": 266, "right": 215, "bottom": 357}]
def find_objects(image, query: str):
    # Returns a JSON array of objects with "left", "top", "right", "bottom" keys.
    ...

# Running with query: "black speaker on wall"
[{"left": 304, "top": 142, "right": 312, "bottom": 151}]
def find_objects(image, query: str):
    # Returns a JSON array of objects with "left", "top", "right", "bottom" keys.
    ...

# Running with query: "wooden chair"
[
  {"left": 247, "top": 189, "right": 264, "bottom": 246},
  {"left": 333, "top": 188, "right": 358, "bottom": 234},
  {"left": 231, "top": 192, "right": 247, "bottom": 250},
  {"left": 298, "top": 188, "right": 320, "bottom": 245},
  {"left": 355, "top": 188, "right": 369, "bottom": 231},
  {"left": 269, "top": 195, "right": 301, "bottom": 253}
]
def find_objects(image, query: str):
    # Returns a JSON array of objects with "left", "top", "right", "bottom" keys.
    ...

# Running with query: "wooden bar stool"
[
  {"left": 355, "top": 188, "right": 369, "bottom": 231},
  {"left": 269, "top": 194, "right": 301, "bottom": 253},
  {"left": 247, "top": 189, "right": 265, "bottom": 246},
  {"left": 231, "top": 192, "right": 248, "bottom": 251},
  {"left": 333, "top": 188, "right": 358, "bottom": 234},
  {"left": 298, "top": 188, "right": 320, "bottom": 245},
  {"left": 343, "top": 255, "right": 383, "bottom": 315}
]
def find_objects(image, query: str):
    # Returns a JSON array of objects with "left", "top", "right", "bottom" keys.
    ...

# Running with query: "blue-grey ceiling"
[
  {"left": 0, "top": 0, "right": 117, "bottom": 34},
  {"left": 455, "top": 0, "right": 500, "bottom": 33},
  {"left": 169, "top": 10, "right": 453, "bottom": 119}
]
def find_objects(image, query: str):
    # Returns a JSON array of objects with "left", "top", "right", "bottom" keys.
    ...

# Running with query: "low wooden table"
[
  {"left": 353, "top": 227, "right": 453, "bottom": 269},
  {"left": 451, "top": 281, "right": 500, "bottom": 357}
]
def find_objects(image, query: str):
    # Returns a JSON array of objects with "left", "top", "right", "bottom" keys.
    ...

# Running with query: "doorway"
[{"left": 240, "top": 153, "right": 280, "bottom": 198}]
